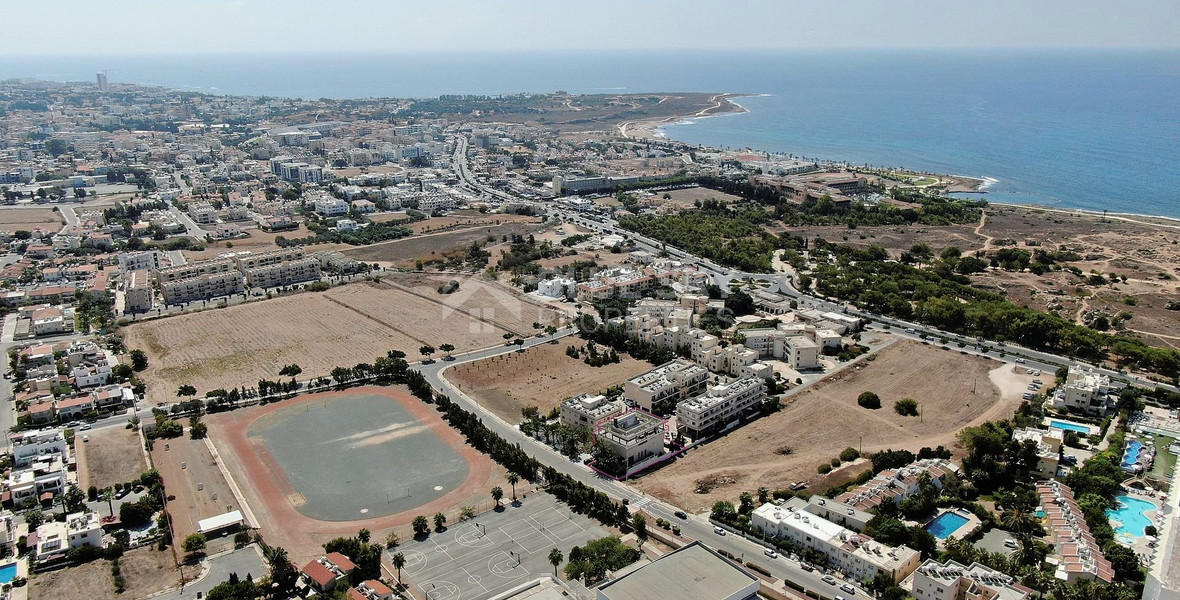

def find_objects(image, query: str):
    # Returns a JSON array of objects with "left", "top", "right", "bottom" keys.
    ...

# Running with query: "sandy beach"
[{"left": 618, "top": 93, "right": 747, "bottom": 139}]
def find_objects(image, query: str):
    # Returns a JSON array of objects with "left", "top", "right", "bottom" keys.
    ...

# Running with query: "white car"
[{"left": 764, "top": 548, "right": 778, "bottom": 559}]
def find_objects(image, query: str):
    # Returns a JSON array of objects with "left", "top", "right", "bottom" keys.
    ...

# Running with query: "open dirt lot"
[
  {"left": 180, "top": 224, "right": 351, "bottom": 261},
  {"left": 649, "top": 186, "right": 745, "bottom": 210},
  {"left": 0, "top": 206, "right": 64, "bottom": 230},
  {"left": 123, "top": 278, "right": 559, "bottom": 405},
  {"left": 77, "top": 426, "right": 148, "bottom": 491},
  {"left": 447, "top": 341, "right": 653, "bottom": 423},
  {"left": 151, "top": 435, "right": 239, "bottom": 542},
  {"left": 29, "top": 546, "right": 180, "bottom": 600},
  {"left": 634, "top": 341, "right": 1033, "bottom": 512},
  {"left": 208, "top": 386, "right": 503, "bottom": 562},
  {"left": 342, "top": 221, "right": 546, "bottom": 266},
  {"left": 411, "top": 211, "right": 538, "bottom": 235}
]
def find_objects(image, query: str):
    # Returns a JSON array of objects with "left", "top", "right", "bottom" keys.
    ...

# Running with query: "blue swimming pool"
[
  {"left": 926, "top": 511, "right": 970, "bottom": 540},
  {"left": 0, "top": 562, "right": 17, "bottom": 584},
  {"left": 1107, "top": 495, "right": 1155, "bottom": 540},
  {"left": 1049, "top": 420, "right": 1092, "bottom": 434},
  {"left": 1122, "top": 441, "right": 1145, "bottom": 470}
]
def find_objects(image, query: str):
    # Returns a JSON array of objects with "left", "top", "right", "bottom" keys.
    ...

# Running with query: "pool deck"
[{"left": 923, "top": 508, "right": 982, "bottom": 547}]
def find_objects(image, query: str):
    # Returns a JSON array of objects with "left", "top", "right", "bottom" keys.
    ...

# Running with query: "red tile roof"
[
  {"left": 302, "top": 560, "right": 336, "bottom": 588},
  {"left": 326, "top": 552, "right": 357, "bottom": 572}
]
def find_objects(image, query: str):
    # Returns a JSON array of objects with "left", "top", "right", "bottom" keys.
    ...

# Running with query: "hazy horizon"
[{"left": 4, "top": 0, "right": 1178, "bottom": 56}]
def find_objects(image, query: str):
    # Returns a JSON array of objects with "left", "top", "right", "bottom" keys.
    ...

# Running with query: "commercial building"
[
  {"left": 561, "top": 394, "right": 625, "bottom": 430},
  {"left": 835, "top": 459, "right": 959, "bottom": 512},
  {"left": 595, "top": 410, "right": 665, "bottom": 470},
  {"left": 752, "top": 502, "right": 921, "bottom": 583},
  {"left": 1012, "top": 427, "right": 1064, "bottom": 480},
  {"left": 675, "top": 378, "right": 765, "bottom": 439},
  {"left": 1052, "top": 366, "right": 1113, "bottom": 416},
  {"left": 623, "top": 359, "right": 709, "bottom": 413},
  {"left": 909, "top": 559, "right": 1032, "bottom": 600},
  {"left": 596, "top": 541, "right": 759, "bottom": 600},
  {"left": 1036, "top": 481, "right": 1113, "bottom": 583}
]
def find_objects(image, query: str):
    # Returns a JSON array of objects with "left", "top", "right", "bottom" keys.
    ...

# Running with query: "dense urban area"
[{"left": 0, "top": 76, "right": 1178, "bottom": 600}]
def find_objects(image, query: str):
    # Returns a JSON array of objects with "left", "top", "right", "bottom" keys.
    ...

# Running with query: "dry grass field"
[
  {"left": 634, "top": 341, "right": 1033, "bottom": 513},
  {"left": 77, "top": 426, "right": 148, "bottom": 491},
  {"left": 181, "top": 224, "right": 351, "bottom": 261},
  {"left": 448, "top": 341, "right": 653, "bottom": 423},
  {"left": 29, "top": 546, "right": 181, "bottom": 600},
  {"left": 123, "top": 278, "right": 561, "bottom": 404},
  {"left": 0, "top": 206, "right": 64, "bottom": 230},
  {"left": 342, "top": 221, "right": 545, "bottom": 266}
]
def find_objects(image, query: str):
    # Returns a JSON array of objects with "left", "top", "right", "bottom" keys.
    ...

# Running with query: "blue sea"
[{"left": 4, "top": 50, "right": 1179, "bottom": 217}]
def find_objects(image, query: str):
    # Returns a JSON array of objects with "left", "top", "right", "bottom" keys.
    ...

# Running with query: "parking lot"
[{"left": 396, "top": 493, "right": 609, "bottom": 600}]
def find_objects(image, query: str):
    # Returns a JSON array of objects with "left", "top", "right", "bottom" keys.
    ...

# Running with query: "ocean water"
[{"left": 4, "top": 50, "right": 1178, "bottom": 217}]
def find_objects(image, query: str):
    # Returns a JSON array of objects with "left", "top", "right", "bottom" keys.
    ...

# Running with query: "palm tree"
[
  {"left": 433, "top": 512, "right": 447, "bottom": 531},
  {"left": 391, "top": 552, "right": 406, "bottom": 587},
  {"left": 491, "top": 486, "right": 504, "bottom": 508},
  {"left": 102, "top": 487, "right": 115, "bottom": 516},
  {"left": 548, "top": 548, "right": 563, "bottom": 577},
  {"left": 507, "top": 473, "right": 520, "bottom": 502}
]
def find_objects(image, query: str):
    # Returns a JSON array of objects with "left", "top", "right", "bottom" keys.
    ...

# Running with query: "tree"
[
  {"left": 278, "top": 364, "right": 302, "bottom": 377},
  {"left": 24, "top": 509, "right": 45, "bottom": 531},
  {"left": 102, "top": 487, "right": 115, "bottom": 516},
  {"left": 757, "top": 487, "right": 770, "bottom": 505},
  {"left": 391, "top": 552, "right": 406, "bottom": 585},
  {"left": 857, "top": 391, "right": 881, "bottom": 409},
  {"left": 491, "top": 486, "right": 504, "bottom": 507},
  {"left": 433, "top": 512, "right": 447, "bottom": 531},
  {"left": 632, "top": 513, "right": 647, "bottom": 540},
  {"left": 177, "top": 384, "right": 197, "bottom": 399},
  {"left": 264, "top": 545, "right": 297, "bottom": 594},
  {"left": 548, "top": 548, "right": 563, "bottom": 577},
  {"left": 419, "top": 345, "right": 435, "bottom": 360},
  {"left": 357, "top": 528, "right": 370, "bottom": 543},
  {"left": 439, "top": 343, "right": 455, "bottom": 358},
  {"left": 385, "top": 531, "right": 400, "bottom": 550},
  {"left": 508, "top": 473, "right": 520, "bottom": 502},
  {"left": 412, "top": 515, "right": 430, "bottom": 537},
  {"left": 188, "top": 415, "right": 207, "bottom": 439},
  {"left": 129, "top": 349, "right": 148, "bottom": 371},
  {"left": 894, "top": 398, "right": 920, "bottom": 417},
  {"left": 183, "top": 533, "right": 207, "bottom": 553}
]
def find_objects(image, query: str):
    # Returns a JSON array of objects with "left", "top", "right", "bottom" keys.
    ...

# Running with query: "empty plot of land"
[
  {"left": 0, "top": 206, "right": 64, "bottom": 229},
  {"left": 634, "top": 341, "right": 1031, "bottom": 512},
  {"left": 151, "top": 436, "right": 239, "bottom": 542},
  {"left": 29, "top": 546, "right": 180, "bottom": 600},
  {"left": 78, "top": 426, "right": 148, "bottom": 491},
  {"left": 377, "top": 272, "right": 565, "bottom": 337},
  {"left": 342, "top": 222, "right": 544, "bottom": 266},
  {"left": 447, "top": 341, "right": 652, "bottom": 423}
]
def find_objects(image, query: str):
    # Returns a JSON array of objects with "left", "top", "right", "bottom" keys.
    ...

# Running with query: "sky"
[{"left": 4, "top": 0, "right": 1179, "bottom": 55}]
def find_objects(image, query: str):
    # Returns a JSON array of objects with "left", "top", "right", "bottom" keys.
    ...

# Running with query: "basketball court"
[{"left": 397, "top": 494, "right": 609, "bottom": 600}]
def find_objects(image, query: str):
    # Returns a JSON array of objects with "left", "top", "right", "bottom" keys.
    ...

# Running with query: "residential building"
[
  {"left": 351, "top": 199, "right": 376, "bottom": 213},
  {"left": 675, "top": 378, "right": 765, "bottom": 439},
  {"left": 752, "top": 502, "right": 921, "bottom": 583},
  {"left": 244, "top": 257, "right": 321, "bottom": 289},
  {"left": 302, "top": 552, "right": 357, "bottom": 593},
  {"left": 32, "top": 511, "right": 102, "bottom": 563},
  {"left": 125, "top": 269, "right": 154, "bottom": 313},
  {"left": 156, "top": 258, "right": 237, "bottom": 284},
  {"left": 353, "top": 580, "right": 395, "bottom": 600},
  {"left": 233, "top": 248, "right": 306, "bottom": 271},
  {"left": 1052, "top": 366, "right": 1112, "bottom": 416},
  {"left": 6, "top": 458, "right": 67, "bottom": 507},
  {"left": 159, "top": 270, "right": 244, "bottom": 304},
  {"left": 536, "top": 277, "right": 576, "bottom": 299},
  {"left": 789, "top": 495, "right": 874, "bottom": 533},
  {"left": 0, "top": 511, "right": 16, "bottom": 557},
  {"left": 836, "top": 459, "right": 959, "bottom": 512},
  {"left": 1012, "top": 427, "right": 1064, "bottom": 479},
  {"left": 909, "top": 559, "right": 1032, "bottom": 600},
  {"left": 71, "top": 353, "right": 112, "bottom": 389},
  {"left": 595, "top": 410, "right": 665, "bottom": 470},
  {"left": 9, "top": 429, "right": 68, "bottom": 468},
  {"left": 314, "top": 196, "right": 349, "bottom": 217},
  {"left": 561, "top": 394, "right": 625, "bottom": 430},
  {"left": 188, "top": 201, "right": 217, "bottom": 224},
  {"left": 596, "top": 541, "right": 759, "bottom": 600},
  {"left": 1036, "top": 481, "right": 1113, "bottom": 583},
  {"left": 336, "top": 219, "right": 359, "bottom": 232},
  {"left": 623, "top": 359, "right": 709, "bottom": 413}
]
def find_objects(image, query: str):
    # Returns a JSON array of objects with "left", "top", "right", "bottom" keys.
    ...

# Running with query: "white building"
[
  {"left": 314, "top": 196, "right": 349, "bottom": 217},
  {"left": 675, "top": 378, "right": 765, "bottom": 439},
  {"left": 537, "top": 277, "right": 576, "bottom": 299},
  {"left": 1012, "top": 427, "right": 1064, "bottom": 479},
  {"left": 560, "top": 394, "right": 625, "bottom": 430},
  {"left": 910, "top": 560, "right": 1032, "bottom": 600},
  {"left": 623, "top": 359, "right": 709, "bottom": 413},
  {"left": 124, "top": 269, "right": 155, "bottom": 313},
  {"left": 9, "top": 429, "right": 68, "bottom": 468},
  {"left": 336, "top": 219, "right": 359, "bottom": 232},
  {"left": 1052, "top": 365, "right": 1112, "bottom": 416},
  {"left": 33, "top": 512, "right": 103, "bottom": 563},
  {"left": 752, "top": 503, "right": 921, "bottom": 583},
  {"left": 596, "top": 410, "right": 665, "bottom": 471}
]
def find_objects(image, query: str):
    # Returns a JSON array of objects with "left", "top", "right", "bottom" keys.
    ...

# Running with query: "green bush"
[
  {"left": 839, "top": 447, "right": 861, "bottom": 462},
  {"left": 818, "top": 463, "right": 832, "bottom": 474},
  {"left": 894, "top": 398, "right": 920, "bottom": 416},
  {"left": 857, "top": 391, "right": 882, "bottom": 409}
]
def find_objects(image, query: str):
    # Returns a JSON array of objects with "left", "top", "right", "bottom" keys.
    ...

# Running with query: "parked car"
[
  {"left": 841, "top": 584, "right": 856, "bottom": 595},
  {"left": 1004, "top": 539, "right": 1018, "bottom": 548},
  {"left": 674, "top": 511, "right": 688, "bottom": 520},
  {"left": 714, "top": 526, "right": 726, "bottom": 536},
  {"left": 80, "top": 424, "right": 92, "bottom": 430},
  {"left": 823, "top": 576, "right": 837, "bottom": 585},
  {"left": 800, "top": 563, "right": 815, "bottom": 572},
  {"left": 764, "top": 548, "right": 778, "bottom": 559}
]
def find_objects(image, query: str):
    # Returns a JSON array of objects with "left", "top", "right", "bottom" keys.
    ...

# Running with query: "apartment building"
[
  {"left": 675, "top": 378, "right": 765, "bottom": 439},
  {"left": 910, "top": 560, "right": 1032, "bottom": 600},
  {"left": 314, "top": 196, "right": 349, "bottom": 216},
  {"left": 32, "top": 512, "right": 103, "bottom": 563},
  {"left": 124, "top": 269, "right": 154, "bottom": 313},
  {"left": 835, "top": 459, "right": 959, "bottom": 512},
  {"left": 188, "top": 201, "right": 217, "bottom": 224},
  {"left": 560, "top": 394, "right": 625, "bottom": 430},
  {"left": 752, "top": 502, "right": 921, "bottom": 583},
  {"left": 117, "top": 250, "right": 163, "bottom": 272},
  {"left": 1036, "top": 481, "right": 1114, "bottom": 583},
  {"left": 596, "top": 410, "right": 665, "bottom": 470},
  {"left": 1052, "top": 365, "right": 1113, "bottom": 416},
  {"left": 160, "top": 270, "right": 244, "bottom": 304},
  {"left": 156, "top": 258, "right": 237, "bottom": 284},
  {"left": 0, "top": 511, "right": 16, "bottom": 557},
  {"left": 9, "top": 429, "right": 68, "bottom": 468},
  {"left": 1012, "top": 427, "right": 1064, "bottom": 480},
  {"left": 6, "top": 457, "right": 67, "bottom": 507},
  {"left": 245, "top": 257, "right": 321, "bottom": 289},
  {"left": 232, "top": 248, "right": 305, "bottom": 271},
  {"left": 623, "top": 359, "right": 709, "bottom": 412}
]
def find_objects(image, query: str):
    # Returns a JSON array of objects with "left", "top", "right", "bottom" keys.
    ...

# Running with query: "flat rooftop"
[{"left": 597, "top": 541, "right": 759, "bottom": 600}]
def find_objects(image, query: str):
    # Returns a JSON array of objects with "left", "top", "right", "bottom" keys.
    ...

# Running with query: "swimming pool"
[
  {"left": 0, "top": 561, "right": 16, "bottom": 584},
  {"left": 1107, "top": 495, "right": 1155, "bottom": 540},
  {"left": 926, "top": 511, "right": 970, "bottom": 540},
  {"left": 1049, "top": 420, "right": 1092, "bottom": 434},
  {"left": 1122, "top": 440, "right": 1145, "bottom": 470}
]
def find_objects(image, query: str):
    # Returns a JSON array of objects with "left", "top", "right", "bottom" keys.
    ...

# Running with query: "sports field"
[{"left": 249, "top": 391, "right": 470, "bottom": 520}]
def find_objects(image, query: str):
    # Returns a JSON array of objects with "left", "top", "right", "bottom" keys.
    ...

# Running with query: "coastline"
[
  {"left": 617, "top": 93, "right": 748, "bottom": 140},
  {"left": 990, "top": 203, "right": 1180, "bottom": 229}
]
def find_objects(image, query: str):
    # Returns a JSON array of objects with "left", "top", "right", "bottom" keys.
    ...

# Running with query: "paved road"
[{"left": 154, "top": 545, "right": 266, "bottom": 600}]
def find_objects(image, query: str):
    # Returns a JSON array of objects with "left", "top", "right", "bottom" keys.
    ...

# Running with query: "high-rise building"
[{"left": 96, "top": 72, "right": 109, "bottom": 92}]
